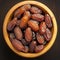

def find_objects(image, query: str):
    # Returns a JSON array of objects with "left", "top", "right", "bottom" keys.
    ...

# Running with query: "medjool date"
[
  {"left": 25, "top": 27, "right": 32, "bottom": 42},
  {"left": 39, "top": 22, "right": 46, "bottom": 34},
  {"left": 29, "top": 41, "right": 37, "bottom": 52},
  {"left": 28, "top": 20, "right": 39, "bottom": 31},
  {"left": 11, "top": 39, "right": 24, "bottom": 51},
  {"left": 7, "top": 18, "right": 17, "bottom": 31},
  {"left": 45, "top": 14, "right": 52, "bottom": 28},
  {"left": 32, "top": 14, "right": 44, "bottom": 22},
  {"left": 30, "top": 6, "right": 42, "bottom": 14},
  {"left": 44, "top": 28, "right": 52, "bottom": 41},
  {"left": 36, "top": 33, "right": 44, "bottom": 44},
  {"left": 19, "top": 11, "right": 31, "bottom": 28},
  {"left": 14, "top": 27, "right": 23, "bottom": 40}
]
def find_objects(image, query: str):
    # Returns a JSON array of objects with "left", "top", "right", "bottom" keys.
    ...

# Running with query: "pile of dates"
[{"left": 7, "top": 4, "right": 52, "bottom": 53}]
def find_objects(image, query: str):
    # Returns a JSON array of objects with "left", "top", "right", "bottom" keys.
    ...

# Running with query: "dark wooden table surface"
[{"left": 0, "top": 0, "right": 60, "bottom": 60}]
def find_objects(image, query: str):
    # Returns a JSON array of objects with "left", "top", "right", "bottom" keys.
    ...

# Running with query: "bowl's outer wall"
[
  {"left": 3, "top": 1, "right": 57, "bottom": 58},
  {"left": 0, "top": 1, "right": 59, "bottom": 59}
]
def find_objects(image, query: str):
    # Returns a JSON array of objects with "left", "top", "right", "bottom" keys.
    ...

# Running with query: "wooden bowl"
[{"left": 3, "top": 1, "right": 57, "bottom": 58}]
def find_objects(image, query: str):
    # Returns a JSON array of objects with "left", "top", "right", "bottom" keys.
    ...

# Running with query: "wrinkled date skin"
[
  {"left": 35, "top": 45, "right": 44, "bottom": 53},
  {"left": 45, "top": 14, "right": 52, "bottom": 28},
  {"left": 32, "top": 14, "right": 44, "bottom": 22},
  {"left": 14, "top": 27, "right": 23, "bottom": 40},
  {"left": 36, "top": 33, "right": 44, "bottom": 44},
  {"left": 28, "top": 20, "right": 39, "bottom": 31},
  {"left": 29, "top": 41, "right": 37, "bottom": 52},
  {"left": 39, "top": 22, "right": 46, "bottom": 34},
  {"left": 11, "top": 39, "right": 24, "bottom": 51},
  {"left": 20, "top": 11, "right": 31, "bottom": 28},
  {"left": 44, "top": 28, "right": 52, "bottom": 41},
  {"left": 7, "top": 18, "right": 17, "bottom": 31},
  {"left": 25, "top": 27, "right": 32, "bottom": 42},
  {"left": 30, "top": 6, "right": 42, "bottom": 14},
  {"left": 14, "top": 4, "right": 31, "bottom": 17}
]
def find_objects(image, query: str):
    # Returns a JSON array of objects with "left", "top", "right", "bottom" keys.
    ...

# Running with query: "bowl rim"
[{"left": 3, "top": 1, "right": 58, "bottom": 58}]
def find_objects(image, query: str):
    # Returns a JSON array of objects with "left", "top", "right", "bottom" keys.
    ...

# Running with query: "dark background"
[{"left": 0, "top": 0, "right": 60, "bottom": 60}]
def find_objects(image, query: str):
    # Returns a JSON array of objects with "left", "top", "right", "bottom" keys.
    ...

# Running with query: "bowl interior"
[{"left": 3, "top": 1, "right": 57, "bottom": 58}]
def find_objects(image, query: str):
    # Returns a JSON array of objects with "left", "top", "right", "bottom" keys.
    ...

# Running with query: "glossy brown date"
[
  {"left": 7, "top": 18, "right": 17, "bottom": 31},
  {"left": 28, "top": 20, "right": 39, "bottom": 31},
  {"left": 19, "top": 11, "right": 31, "bottom": 28},
  {"left": 14, "top": 27, "right": 23, "bottom": 40},
  {"left": 32, "top": 14, "right": 44, "bottom": 22},
  {"left": 39, "top": 22, "right": 46, "bottom": 34},
  {"left": 30, "top": 6, "right": 42, "bottom": 14},
  {"left": 36, "top": 33, "right": 44, "bottom": 44},
  {"left": 44, "top": 28, "right": 52, "bottom": 41},
  {"left": 29, "top": 41, "right": 37, "bottom": 52},
  {"left": 11, "top": 39, "right": 24, "bottom": 51},
  {"left": 45, "top": 14, "right": 52, "bottom": 28},
  {"left": 25, "top": 27, "right": 32, "bottom": 42}
]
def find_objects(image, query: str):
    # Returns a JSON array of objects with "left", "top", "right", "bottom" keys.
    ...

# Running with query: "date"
[
  {"left": 44, "top": 28, "right": 52, "bottom": 41},
  {"left": 25, "top": 27, "right": 32, "bottom": 42},
  {"left": 28, "top": 20, "right": 39, "bottom": 31},
  {"left": 36, "top": 33, "right": 44, "bottom": 44},
  {"left": 30, "top": 6, "right": 42, "bottom": 14},
  {"left": 11, "top": 39, "right": 24, "bottom": 51},
  {"left": 45, "top": 14, "right": 52, "bottom": 28},
  {"left": 32, "top": 14, "right": 44, "bottom": 22},
  {"left": 7, "top": 18, "right": 17, "bottom": 31},
  {"left": 14, "top": 27, "right": 23, "bottom": 40},
  {"left": 39, "top": 22, "right": 46, "bottom": 34},
  {"left": 29, "top": 41, "right": 37, "bottom": 52}
]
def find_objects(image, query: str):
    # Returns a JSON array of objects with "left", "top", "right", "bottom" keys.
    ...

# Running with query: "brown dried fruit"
[
  {"left": 36, "top": 33, "right": 44, "bottom": 44},
  {"left": 14, "top": 27, "right": 23, "bottom": 40},
  {"left": 11, "top": 39, "right": 24, "bottom": 51},
  {"left": 32, "top": 14, "right": 44, "bottom": 22},
  {"left": 30, "top": 6, "right": 42, "bottom": 14},
  {"left": 29, "top": 41, "right": 37, "bottom": 52},
  {"left": 25, "top": 27, "right": 32, "bottom": 42},
  {"left": 39, "top": 22, "right": 46, "bottom": 34},
  {"left": 7, "top": 18, "right": 17, "bottom": 31},
  {"left": 19, "top": 12, "right": 30, "bottom": 28},
  {"left": 19, "top": 16, "right": 28, "bottom": 28},
  {"left": 45, "top": 14, "right": 52, "bottom": 28},
  {"left": 35, "top": 45, "right": 44, "bottom": 53},
  {"left": 23, "top": 46, "right": 29, "bottom": 53},
  {"left": 44, "top": 28, "right": 52, "bottom": 41},
  {"left": 28, "top": 20, "right": 39, "bottom": 31},
  {"left": 14, "top": 4, "right": 31, "bottom": 17}
]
